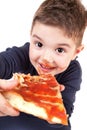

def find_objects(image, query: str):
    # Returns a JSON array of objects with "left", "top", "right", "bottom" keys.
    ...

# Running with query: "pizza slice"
[{"left": 2, "top": 73, "right": 68, "bottom": 125}]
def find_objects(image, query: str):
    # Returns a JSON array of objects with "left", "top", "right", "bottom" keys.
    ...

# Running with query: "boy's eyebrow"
[
  {"left": 32, "top": 34, "right": 43, "bottom": 41},
  {"left": 56, "top": 43, "right": 71, "bottom": 48}
]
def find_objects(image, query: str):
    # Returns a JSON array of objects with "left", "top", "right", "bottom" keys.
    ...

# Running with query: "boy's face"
[{"left": 30, "top": 22, "right": 83, "bottom": 76}]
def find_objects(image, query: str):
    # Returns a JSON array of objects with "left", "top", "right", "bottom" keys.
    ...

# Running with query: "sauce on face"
[{"left": 14, "top": 73, "right": 68, "bottom": 125}]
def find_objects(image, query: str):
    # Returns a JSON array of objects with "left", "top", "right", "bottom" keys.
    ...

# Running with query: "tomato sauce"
[{"left": 14, "top": 73, "right": 68, "bottom": 125}]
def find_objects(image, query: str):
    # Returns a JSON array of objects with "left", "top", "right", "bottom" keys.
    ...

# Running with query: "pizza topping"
[{"left": 12, "top": 73, "right": 68, "bottom": 125}]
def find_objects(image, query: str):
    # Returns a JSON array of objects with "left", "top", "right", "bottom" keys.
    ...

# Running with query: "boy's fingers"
[
  {"left": 0, "top": 93, "right": 20, "bottom": 117},
  {"left": 0, "top": 79, "right": 18, "bottom": 90},
  {"left": 60, "top": 85, "right": 65, "bottom": 91}
]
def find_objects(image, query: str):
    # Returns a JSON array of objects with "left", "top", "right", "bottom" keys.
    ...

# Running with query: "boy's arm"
[
  {"left": 58, "top": 60, "right": 82, "bottom": 117},
  {"left": 0, "top": 42, "right": 29, "bottom": 79},
  {"left": 0, "top": 43, "right": 30, "bottom": 116}
]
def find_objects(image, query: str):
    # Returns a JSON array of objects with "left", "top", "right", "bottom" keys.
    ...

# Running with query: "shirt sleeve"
[
  {"left": 0, "top": 42, "right": 30, "bottom": 79},
  {"left": 57, "top": 60, "right": 82, "bottom": 117}
]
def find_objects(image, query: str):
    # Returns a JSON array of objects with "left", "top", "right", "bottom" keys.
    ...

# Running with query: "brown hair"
[{"left": 31, "top": 0, "right": 87, "bottom": 45}]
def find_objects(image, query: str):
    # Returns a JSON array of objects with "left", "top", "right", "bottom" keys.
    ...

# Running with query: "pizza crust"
[{"left": 3, "top": 91, "right": 61, "bottom": 124}]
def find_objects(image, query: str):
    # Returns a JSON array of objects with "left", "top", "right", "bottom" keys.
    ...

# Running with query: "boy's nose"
[{"left": 42, "top": 50, "right": 54, "bottom": 63}]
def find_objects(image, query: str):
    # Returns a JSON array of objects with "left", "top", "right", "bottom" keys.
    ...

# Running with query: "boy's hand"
[
  {"left": 0, "top": 79, "right": 20, "bottom": 117},
  {"left": 60, "top": 84, "right": 65, "bottom": 91}
]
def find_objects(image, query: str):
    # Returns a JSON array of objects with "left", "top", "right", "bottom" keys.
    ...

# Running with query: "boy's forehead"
[
  {"left": 32, "top": 21, "right": 65, "bottom": 35},
  {"left": 31, "top": 22, "right": 77, "bottom": 47},
  {"left": 32, "top": 21, "right": 74, "bottom": 39},
  {"left": 32, "top": 21, "right": 71, "bottom": 38}
]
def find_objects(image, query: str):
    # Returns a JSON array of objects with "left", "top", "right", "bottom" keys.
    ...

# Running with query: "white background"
[{"left": 0, "top": 0, "right": 87, "bottom": 130}]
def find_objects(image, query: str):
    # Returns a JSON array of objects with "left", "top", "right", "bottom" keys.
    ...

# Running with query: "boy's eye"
[
  {"left": 55, "top": 48, "right": 64, "bottom": 53},
  {"left": 35, "top": 42, "right": 43, "bottom": 47}
]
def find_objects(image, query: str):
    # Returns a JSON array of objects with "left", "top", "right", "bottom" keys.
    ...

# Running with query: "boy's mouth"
[{"left": 38, "top": 63, "right": 55, "bottom": 74}]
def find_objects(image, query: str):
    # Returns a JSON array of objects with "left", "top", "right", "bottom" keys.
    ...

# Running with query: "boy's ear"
[
  {"left": 76, "top": 44, "right": 84, "bottom": 54},
  {"left": 72, "top": 44, "right": 84, "bottom": 60}
]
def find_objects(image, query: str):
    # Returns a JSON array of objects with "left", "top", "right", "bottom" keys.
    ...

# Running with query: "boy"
[{"left": 0, "top": 0, "right": 87, "bottom": 130}]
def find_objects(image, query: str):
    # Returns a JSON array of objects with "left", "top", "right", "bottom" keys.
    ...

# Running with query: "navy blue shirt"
[{"left": 0, "top": 42, "right": 82, "bottom": 130}]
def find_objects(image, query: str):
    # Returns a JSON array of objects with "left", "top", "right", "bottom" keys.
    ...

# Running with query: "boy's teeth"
[{"left": 42, "top": 65, "right": 50, "bottom": 69}]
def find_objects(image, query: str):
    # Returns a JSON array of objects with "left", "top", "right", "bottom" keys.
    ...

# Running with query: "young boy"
[{"left": 0, "top": 0, "right": 87, "bottom": 130}]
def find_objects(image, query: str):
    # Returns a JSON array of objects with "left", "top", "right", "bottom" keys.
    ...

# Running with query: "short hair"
[{"left": 31, "top": 0, "right": 87, "bottom": 45}]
